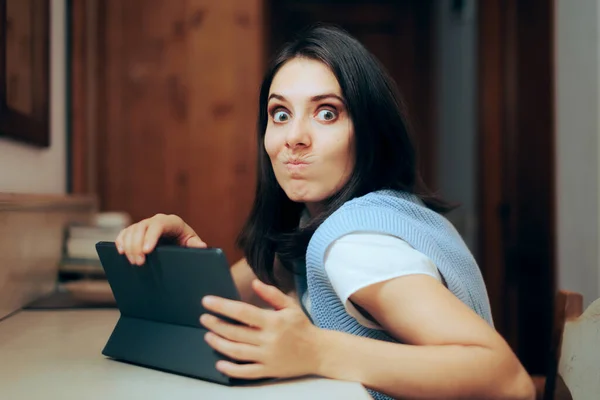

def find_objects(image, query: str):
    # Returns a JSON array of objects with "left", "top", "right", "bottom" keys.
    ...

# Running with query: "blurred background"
[{"left": 1, "top": 0, "right": 597, "bottom": 380}]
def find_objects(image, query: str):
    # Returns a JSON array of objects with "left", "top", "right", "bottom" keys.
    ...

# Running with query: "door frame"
[{"left": 477, "top": 0, "right": 555, "bottom": 374}]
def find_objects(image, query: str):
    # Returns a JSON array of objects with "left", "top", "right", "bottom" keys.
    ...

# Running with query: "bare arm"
[
  {"left": 312, "top": 275, "right": 535, "bottom": 400},
  {"left": 230, "top": 258, "right": 267, "bottom": 307},
  {"left": 230, "top": 258, "right": 295, "bottom": 308},
  {"left": 198, "top": 273, "right": 533, "bottom": 399}
]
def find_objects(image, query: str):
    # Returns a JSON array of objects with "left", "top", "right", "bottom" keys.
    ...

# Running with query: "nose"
[{"left": 285, "top": 115, "right": 312, "bottom": 149}]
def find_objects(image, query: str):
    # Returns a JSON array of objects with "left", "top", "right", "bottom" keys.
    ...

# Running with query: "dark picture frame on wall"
[{"left": 0, "top": 0, "right": 50, "bottom": 147}]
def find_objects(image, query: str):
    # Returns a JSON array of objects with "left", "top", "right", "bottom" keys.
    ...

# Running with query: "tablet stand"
[{"left": 103, "top": 315, "right": 236, "bottom": 385}]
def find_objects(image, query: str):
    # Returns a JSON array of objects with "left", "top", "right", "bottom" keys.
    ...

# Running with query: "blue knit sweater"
[{"left": 299, "top": 190, "right": 493, "bottom": 400}]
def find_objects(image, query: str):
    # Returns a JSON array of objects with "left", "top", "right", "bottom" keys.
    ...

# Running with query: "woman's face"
[{"left": 264, "top": 58, "right": 355, "bottom": 214}]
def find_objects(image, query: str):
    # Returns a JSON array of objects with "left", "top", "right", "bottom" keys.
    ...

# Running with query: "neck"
[{"left": 304, "top": 202, "right": 324, "bottom": 217}]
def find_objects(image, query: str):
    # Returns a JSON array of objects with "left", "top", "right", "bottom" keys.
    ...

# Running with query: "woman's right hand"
[{"left": 115, "top": 213, "right": 206, "bottom": 265}]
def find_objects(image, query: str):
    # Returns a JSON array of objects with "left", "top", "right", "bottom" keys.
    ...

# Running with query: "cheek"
[
  {"left": 263, "top": 130, "right": 280, "bottom": 159},
  {"left": 346, "top": 136, "right": 356, "bottom": 168},
  {"left": 331, "top": 128, "right": 355, "bottom": 169}
]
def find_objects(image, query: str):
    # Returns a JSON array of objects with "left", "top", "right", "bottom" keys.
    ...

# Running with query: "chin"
[{"left": 281, "top": 185, "right": 327, "bottom": 204}]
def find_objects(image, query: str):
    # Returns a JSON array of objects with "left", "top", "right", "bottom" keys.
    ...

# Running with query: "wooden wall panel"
[
  {"left": 184, "top": 0, "right": 261, "bottom": 261},
  {"left": 69, "top": 0, "right": 88, "bottom": 194},
  {"left": 96, "top": 0, "right": 262, "bottom": 262}
]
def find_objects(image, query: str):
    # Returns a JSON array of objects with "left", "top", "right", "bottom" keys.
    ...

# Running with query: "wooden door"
[{"left": 85, "top": 0, "right": 263, "bottom": 262}]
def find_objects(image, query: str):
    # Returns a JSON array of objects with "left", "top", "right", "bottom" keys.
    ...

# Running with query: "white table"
[{"left": 0, "top": 310, "right": 371, "bottom": 400}]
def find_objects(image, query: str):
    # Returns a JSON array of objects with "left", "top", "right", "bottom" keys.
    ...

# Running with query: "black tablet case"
[{"left": 95, "top": 241, "right": 244, "bottom": 385}]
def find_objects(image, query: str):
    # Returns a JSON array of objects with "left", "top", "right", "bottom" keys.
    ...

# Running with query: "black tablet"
[{"left": 95, "top": 241, "right": 244, "bottom": 385}]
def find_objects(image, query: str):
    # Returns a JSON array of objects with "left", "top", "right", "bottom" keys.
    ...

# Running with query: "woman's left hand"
[{"left": 200, "top": 279, "right": 322, "bottom": 380}]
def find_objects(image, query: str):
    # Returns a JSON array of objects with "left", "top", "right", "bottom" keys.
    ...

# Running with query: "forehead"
[{"left": 269, "top": 58, "right": 342, "bottom": 97}]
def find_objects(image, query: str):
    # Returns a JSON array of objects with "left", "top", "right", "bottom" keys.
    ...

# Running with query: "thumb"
[
  {"left": 185, "top": 236, "right": 207, "bottom": 248},
  {"left": 252, "top": 279, "right": 295, "bottom": 310}
]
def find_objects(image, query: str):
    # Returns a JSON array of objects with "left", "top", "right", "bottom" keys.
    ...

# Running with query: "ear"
[{"left": 251, "top": 279, "right": 295, "bottom": 310}]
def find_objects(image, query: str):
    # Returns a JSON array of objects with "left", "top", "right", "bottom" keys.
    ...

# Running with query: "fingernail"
[
  {"left": 215, "top": 361, "right": 227, "bottom": 371},
  {"left": 143, "top": 243, "right": 150, "bottom": 252},
  {"left": 202, "top": 296, "right": 215, "bottom": 306},
  {"left": 136, "top": 256, "right": 144, "bottom": 264}
]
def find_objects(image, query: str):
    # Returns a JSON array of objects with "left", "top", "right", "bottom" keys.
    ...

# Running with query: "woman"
[{"left": 116, "top": 25, "right": 535, "bottom": 400}]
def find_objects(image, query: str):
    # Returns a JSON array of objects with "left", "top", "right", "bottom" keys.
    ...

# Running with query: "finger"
[
  {"left": 143, "top": 221, "right": 164, "bottom": 254},
  {"left": 204, "top": 332, "right": 261, "bottom": 363},
  {"left": 215, "top": 360, "right": 267, "bottom": 380},
  {"left": 123, "top": 229, "right": 137, "bottom": 265},
  {"left": 252, "top": 279, "right": 295, "bottom": 310},
  {"left": 130, "top": 223, "right": 148, "bottom": 265},
  {"left": 115, "top": 229, "right": 126, "bottom": 253},
  {"left": 202, "top": 296, "right": 266, "bottom": 328},
  {"left": 185, "top": 236, "right": 207, "bottom": 248},
  {"left": 200, "top": 314, "right": 262, "bottom": 346}
]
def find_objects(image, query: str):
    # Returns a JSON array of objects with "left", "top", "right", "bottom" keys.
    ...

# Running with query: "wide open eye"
[
  {"left": 273, "top": 110, "right": 291, "bottom": 123},
  {"left": 316, "top": 108, "right": 337, "bottom": 122}
]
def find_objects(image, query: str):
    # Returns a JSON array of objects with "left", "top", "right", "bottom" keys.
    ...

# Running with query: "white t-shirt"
[{"left": 301, "top": 232, "right": 442, "bottom": 330}]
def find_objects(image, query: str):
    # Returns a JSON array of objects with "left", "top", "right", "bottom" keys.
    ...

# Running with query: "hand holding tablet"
[{"left": 96, "top": 241, "right": 248, "bottom": 384}]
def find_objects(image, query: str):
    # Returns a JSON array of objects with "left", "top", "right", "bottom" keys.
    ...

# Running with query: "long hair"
[{"left": 237, "top": 24, "right": 452, "bottom": 286}]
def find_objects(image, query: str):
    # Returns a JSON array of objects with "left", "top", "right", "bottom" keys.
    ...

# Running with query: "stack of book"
[{"left": 59, "top": 212, "right": 131, "bottom": 279}]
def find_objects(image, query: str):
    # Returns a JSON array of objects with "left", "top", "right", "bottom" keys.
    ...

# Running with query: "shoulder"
[
  {"left": 339, "top": 189, "right": 424, "bottom": 210},
  {"left": 330, "top": 189, "right": 442, "bottom": 224},
  {"left": 327, "top": 232, "right": 439, "bottom": 277},
  {"left": 314, "top": 189, "right": 452, "bottom": 240},
  {"left": 323, "top": 232, "right": 442, "bottom": 329},
  {"left": 306, "top": 189, "right": 467, "bottom": 268}
]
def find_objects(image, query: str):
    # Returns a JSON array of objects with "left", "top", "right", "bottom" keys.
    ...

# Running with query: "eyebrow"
[{"left": 268, "top": 93, "right": 346, "bottom": 104}]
